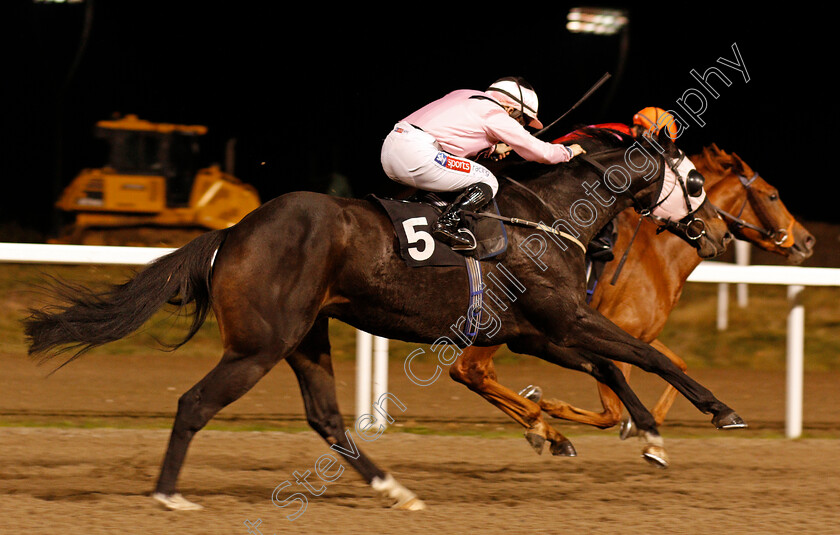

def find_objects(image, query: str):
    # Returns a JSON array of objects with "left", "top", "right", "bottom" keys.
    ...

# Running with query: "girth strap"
[{"left": 463, "top": 257, "right": 484, "bottom": 341}]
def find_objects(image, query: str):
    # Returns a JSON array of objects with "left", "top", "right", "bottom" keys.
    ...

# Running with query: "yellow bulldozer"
[{"left": 51, "top": 114, "right": 261, "bottom": 246}]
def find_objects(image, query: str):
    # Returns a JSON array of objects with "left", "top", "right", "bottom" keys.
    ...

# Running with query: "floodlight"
[{"left": 567, "top": 7, "right": 628, "bottom": 35}]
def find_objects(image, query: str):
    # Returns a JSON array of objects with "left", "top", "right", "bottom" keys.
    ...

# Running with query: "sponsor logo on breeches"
[{"left": 435, "top": 153, "right": 472, "bottom": 173}]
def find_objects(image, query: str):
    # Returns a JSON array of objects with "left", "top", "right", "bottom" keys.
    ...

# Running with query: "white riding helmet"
[{"left": 486, "top": 76, "right": 543, "bottom": 129}]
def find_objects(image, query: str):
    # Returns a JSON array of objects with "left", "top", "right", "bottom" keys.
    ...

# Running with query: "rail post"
[
  {"left": 786, "top": 285, "right": 805, "bottom": 439},
  {"left": 355, "top": 330, "right": 389, "bottom": 427}
]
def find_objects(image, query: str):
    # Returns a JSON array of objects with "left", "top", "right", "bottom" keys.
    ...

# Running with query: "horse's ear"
[
  {"left": 730, "top": 152, "right": 748, "bottom": 175},
  {"left": 701, "top": 144, "right": 729, "bottom": 173},
  {"left": 656, "top": 127, "right": 669, "bottom": 146}
]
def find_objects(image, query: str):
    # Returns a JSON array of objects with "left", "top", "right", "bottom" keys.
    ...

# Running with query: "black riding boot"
[
  {"left": 587, "top": 218, "right": 617, "bottom": 263},
  {"left": 432, "top": 183, "right": 494, "bottom": 249},
  {"left": 584, "top": 218, "right": 617, "bottom": 303}
]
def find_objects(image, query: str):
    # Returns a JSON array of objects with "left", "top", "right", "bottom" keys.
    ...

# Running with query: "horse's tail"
[{"left": 23, "top": 229, "right": 229, "bottom": 370}]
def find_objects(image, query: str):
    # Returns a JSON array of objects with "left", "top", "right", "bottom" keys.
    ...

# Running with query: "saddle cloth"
[{"left": 369, "top": 193, "right": 508, "bottom": 267}]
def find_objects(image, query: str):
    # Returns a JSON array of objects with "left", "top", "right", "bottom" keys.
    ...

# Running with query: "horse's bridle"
[
  {"left": 492, "top": 145, "right": 714, "bottom": 257},
  {"left": 578, "top": 146, "right": 708, "bottom": 286},
  {"left": 581, "top": 148, "right": 709, "bottom": 241},
  {"left": 714, "top": 171, "right": 791, "bottom": 246}
]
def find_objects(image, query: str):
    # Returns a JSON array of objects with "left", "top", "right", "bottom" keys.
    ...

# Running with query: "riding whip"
[{"left": 533, "top": 72, "right": 612, "bottom": 139}]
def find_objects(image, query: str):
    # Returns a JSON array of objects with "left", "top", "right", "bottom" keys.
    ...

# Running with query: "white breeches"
[{"left": 380, "top": 122, "right": 499, "bottom": 196}]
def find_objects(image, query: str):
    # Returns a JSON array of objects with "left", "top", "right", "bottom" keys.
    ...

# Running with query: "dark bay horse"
[
  {"left": 450, "top": 143, "right": 814, "bottom": 466},
  {"left": 23, "top": 128, "right": 739, "bottom": 511}
]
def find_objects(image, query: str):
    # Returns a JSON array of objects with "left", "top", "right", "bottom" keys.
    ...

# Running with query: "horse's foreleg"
[
  {"left": 449, "top": 345, "right": 576, "bottom": 456},
  {"left": 618, "top": 340, "right": 689, "bottom": 439},
  {"left": 648, "top": 339, "right": 687, "bottom": 425},
  {"left": 287, "top": 317, "right": 425, "bottom": 511},
  {"left": 561, "top": 308, "right": 746, "bottom": 431},
  {"left": 153, "top": 350, "right": 281, "bottom": 510}
]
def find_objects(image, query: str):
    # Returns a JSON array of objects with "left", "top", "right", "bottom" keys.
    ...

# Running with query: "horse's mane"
[
  {"left": 697, "top": 143, "right": 749, "bottom": 176},
  {"left": 564, "top": 126, "right": 637, "bottom": 152}
]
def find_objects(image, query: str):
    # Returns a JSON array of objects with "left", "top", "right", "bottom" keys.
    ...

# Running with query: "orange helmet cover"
[{"left": 633, "top": 107, "right": 678, "bottom": 141}]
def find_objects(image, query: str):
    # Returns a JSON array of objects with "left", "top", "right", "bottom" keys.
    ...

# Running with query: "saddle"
[{"left": 369, "top": 191, "right": 508, "bottom": 267}]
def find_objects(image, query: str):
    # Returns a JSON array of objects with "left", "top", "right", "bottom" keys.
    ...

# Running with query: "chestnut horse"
[
  {"left": 23, "top": 128, "right": 737, "bottom": 511},
  {"left": 449, "top": 143, "right": 814, "bottom": 466}
]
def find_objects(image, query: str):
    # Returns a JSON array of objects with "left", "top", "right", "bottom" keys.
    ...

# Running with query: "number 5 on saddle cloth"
[{"left": 369, "top": 193, "right": 508, "bottom": 268}]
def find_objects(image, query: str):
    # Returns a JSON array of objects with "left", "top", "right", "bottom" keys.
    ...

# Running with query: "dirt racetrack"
[{"left": 2, "top": 351, "right": 839, "bottom": 535}]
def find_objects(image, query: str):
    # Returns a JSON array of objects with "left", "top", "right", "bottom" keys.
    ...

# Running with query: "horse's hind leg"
[
  {"left": 152, "top": 347, "right": 286, "bottom": 510},
  {"left": 449, "top": 345, "right": 576, "bottom": 456},
  {"left": 535, "top": 361, "right": 630, "bottom": 430},
  {"left": 286, "top": 317, "right": 426, "bottom": 511},
  {"left": 509, "top": 336, "right": 670, "bottom": 467}
]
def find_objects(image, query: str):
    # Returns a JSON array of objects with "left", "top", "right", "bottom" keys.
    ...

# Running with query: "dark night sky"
[{"left": 4, "top": 1, "right": 838, "bottom": 239}]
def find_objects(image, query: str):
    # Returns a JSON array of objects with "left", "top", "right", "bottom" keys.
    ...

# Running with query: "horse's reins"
[{"left": 577, "top": 150, "right": 666, "bottom": 216}]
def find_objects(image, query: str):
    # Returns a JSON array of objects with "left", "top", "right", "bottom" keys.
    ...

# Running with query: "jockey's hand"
[
  {"left": 492, "top": 142, "right": 512, "bottom": 160},
  {"left": 568, "top": 144, "right": 586, "bottom": 158}
]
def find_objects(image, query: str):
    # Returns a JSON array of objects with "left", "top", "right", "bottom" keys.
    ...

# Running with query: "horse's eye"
[{"left": 769, "top": 193, "right": 778, "bottom": 201}]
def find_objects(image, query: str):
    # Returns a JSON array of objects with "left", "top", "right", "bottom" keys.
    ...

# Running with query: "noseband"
[
  {"left": 714, "top": 171, "right": 790, "bottom": 246},
  {"left": 650, "top": 202, "right": 708, "bottom": 241}
]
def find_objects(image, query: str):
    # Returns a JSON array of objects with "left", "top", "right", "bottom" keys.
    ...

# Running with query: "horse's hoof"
[
  {"left": 371, "top": 474, "right": 426, "bottom": 511},
  {"left": 641, "top": 445, "right": 669, "bottom": 469},
  {"left": 549, "top": 439, "right": 577, "bottom": 457},
  {"left": 619, "top": 417, "right": 638, "bottom": 440},
  {"left": 524, "top": 431, "right": 546, "bottom": 455},
  {"left": 397, "top": 497, "right": 427, "bottom": 511},
  {"left": 519, "top": 384, "right": 543, "bottom": 403},
  {"left": 151, "top": 492, "right": 204, "bottom": 511},
  {"left": 713, "top": 410, "right": 749, "bottom": 430}
]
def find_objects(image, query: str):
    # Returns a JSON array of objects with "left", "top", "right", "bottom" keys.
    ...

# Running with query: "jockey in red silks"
[{"left": 380, "top": 76, "right": 586, "bottom": 249}]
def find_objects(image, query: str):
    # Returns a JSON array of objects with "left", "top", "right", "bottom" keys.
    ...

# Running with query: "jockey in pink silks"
[{"left": 380, "top": 76, "right": 586, "bottom": 249}]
